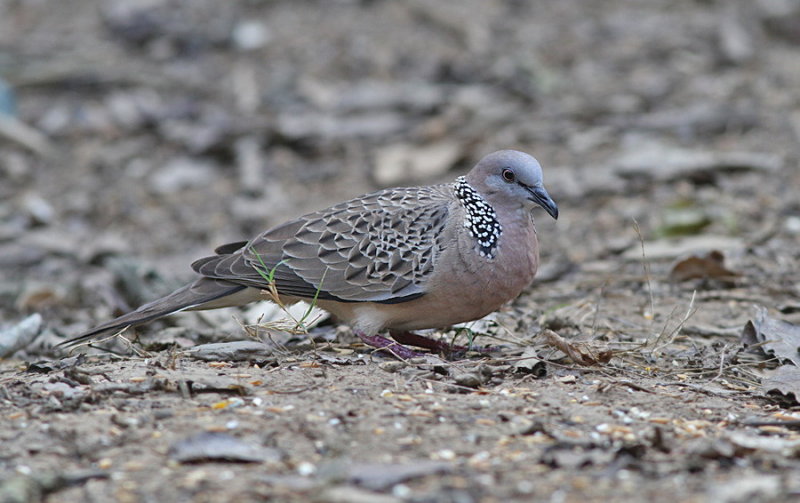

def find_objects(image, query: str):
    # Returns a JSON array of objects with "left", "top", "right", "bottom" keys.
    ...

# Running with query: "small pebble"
[
  {"left": 297, "top": 461, "right": 316, "bottom": 476},
  {"left": 379, "top": 361, "right": 407, "bottom": 373},
  {"left": 785, "top": 216, "right": 800, "bottom": 235},
  {"left": 232, "top": 21, "right": 271, "bottom": 50},
  {"left": 393, "top": 484, "right": 412, "bottom": 498},
  {"left": 432, "top": 449, "right": 456, "bottom": 461},
  {"left": 454, "top": 373, "right": 482, "bottom": 388}
]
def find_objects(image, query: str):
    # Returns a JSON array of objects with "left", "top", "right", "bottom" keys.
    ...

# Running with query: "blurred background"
[
  {"left": 1, "top": 0, "right": 799, "bottom": 337},
  {"left": 5, "top": 2, "right": 800, "bottom": 501}
]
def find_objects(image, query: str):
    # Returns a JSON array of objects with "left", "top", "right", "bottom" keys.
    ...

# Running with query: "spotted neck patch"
[{"left": 454, "top": 176, "right": 502, "bottom": 259}]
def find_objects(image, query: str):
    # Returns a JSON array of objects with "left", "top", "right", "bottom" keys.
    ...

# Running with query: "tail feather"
[{"left": 61, "top": 278, "right": 247, "bottom": 348}]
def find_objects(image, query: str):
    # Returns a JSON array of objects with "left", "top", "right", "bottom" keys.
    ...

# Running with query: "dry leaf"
[
  {"left": 168, "top": 432, "right": 280, "bottom": 464},
  {"left": 741, "top": 306, "right": 800, "bottom": 366},
  {"left": 761, "top": 365, "right": 800, "bottom": 404},
  {"left": 669, "top": 250, "right": 740, "bottom": 282},
  {"left": 540, "top": 330, "right": 612, "bottom": 366},
  {"left": 514, "top": 348, "right": 547, "bottom": 376}
]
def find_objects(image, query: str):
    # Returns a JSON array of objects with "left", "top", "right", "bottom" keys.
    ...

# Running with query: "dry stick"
[
  {"left": 651, "top": 304, "right": 681, "bottom": 349},
  {"left": 239, "top": 317, "right": 293, "bottom": 358},
  {"left": 632, "top": 219, "right": 655, "bottom": 321},
  {"left": 652, "top": 290, "right": 698, "bottom": 356},
  {"left": 68, "top": 326, "right": 151, "bottom": 358},
  {"left": 630, "top": 220, "right": 701, "bottom": 357},
  {"left": 449, "top": 318, "right": 519, "bottom": 350},
  {"left": 69, "top": 326, "right": 128, "bottom": 349},
  {"left": 605, "top": 345, "right": 763, "bottom": 389},
  {"left": 711, "top": 343, "right": 730, "bottom": 382},
  {"left": 590, "top": 282, "right": 607, "bottom": 339},
  {"left": 248, "top": 254, "right": 326, "bottom": 349}
]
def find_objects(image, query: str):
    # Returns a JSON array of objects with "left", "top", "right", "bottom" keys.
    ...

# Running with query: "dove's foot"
[
  {"left": 355, "top": 332, "right": 426, "bottom": 359},
  {"left": 389, "top": 330, "right": 500, "bottom": 354}
]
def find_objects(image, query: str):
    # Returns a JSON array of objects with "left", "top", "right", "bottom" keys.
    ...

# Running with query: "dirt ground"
[{"left": 2, "top": 1, "right": 800, "bottom": 502}]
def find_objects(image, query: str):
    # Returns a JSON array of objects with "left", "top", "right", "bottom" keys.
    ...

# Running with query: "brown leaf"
[
  {"left": 741, "top": 306, "right": 800, "bottom": 366},
  {"left": 540, "top": 330, "right": 612, "bottom": 366},
  {"left": 669, "top": 250, "right": 740, "bottom": 282}
]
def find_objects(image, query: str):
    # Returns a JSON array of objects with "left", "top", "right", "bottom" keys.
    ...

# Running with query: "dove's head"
[{"left": 466, "top": 150, "right": 558, "bottom": 219}]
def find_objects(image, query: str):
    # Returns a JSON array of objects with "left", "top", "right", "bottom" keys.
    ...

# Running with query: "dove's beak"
[{"left": 527, "top": 186, "right": 559, "bottom": 220}]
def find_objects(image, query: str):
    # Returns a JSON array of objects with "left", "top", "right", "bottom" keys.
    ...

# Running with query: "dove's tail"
[{"left": 60, "top": 278, "right": 253, "bottom": 348}]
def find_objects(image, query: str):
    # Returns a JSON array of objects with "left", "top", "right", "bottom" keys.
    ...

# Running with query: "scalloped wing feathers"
[{"left": 191, "top": 185, "right": 455, "bottom": 304}]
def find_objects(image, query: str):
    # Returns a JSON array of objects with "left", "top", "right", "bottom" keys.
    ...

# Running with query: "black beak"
[{"left": 526, "top": 185, "right": 559, "bottom": 220}]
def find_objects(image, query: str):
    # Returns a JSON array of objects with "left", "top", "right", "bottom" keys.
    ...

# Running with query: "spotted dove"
[{"left": 63, "top": 150, "right": 558, "bottom": 358}]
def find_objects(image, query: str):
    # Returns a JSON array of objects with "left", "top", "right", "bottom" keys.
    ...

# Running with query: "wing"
[{"left": 192, "top": 184, "right": 454, "bottom": 304}]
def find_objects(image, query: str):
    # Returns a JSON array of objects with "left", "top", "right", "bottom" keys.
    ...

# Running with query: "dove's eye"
[{"left": 501, "top": 169, "right": 516, "bottom": 183}]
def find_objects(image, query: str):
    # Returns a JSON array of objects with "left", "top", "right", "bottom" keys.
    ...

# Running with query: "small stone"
[
  {"left": 718, "top": 7, "right": 755, "bottom": 64},
  {"left": 453, "top": 373, "right": 483, "bottom": 388},
  {"left": 20, "top": 194, "right": 55, "bottom": 226},
  {"left": 149, "top": 157, "right": 218, "bottom": 194},
  {"left": 235, "top": 136, "right": 265, "bottom": 194},
  {"left": 785, "top": 216, "right": 800, "bottom": 235},
  {"left": 232, "top": 21, "right": 271, "bottom": 51},
  {"left": 432, "top": 449, "right": 456, "bottom": 461},
  {"left": 0, "top": 313, "right": 44, "bottom": 358},
  {"left": 379, "top": 361, "right": 407, "bottom": 373},
  {"left": 297, "top": 461, "right": 316, "bottom": 476},
  {"left": 168, "top": 432, "right": 278, "bottom": 463}
]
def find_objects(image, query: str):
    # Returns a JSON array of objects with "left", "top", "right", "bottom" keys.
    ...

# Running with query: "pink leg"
[
  {"left": 355, "top": 331, "right": 426, "bottom": 359},
  {"left": 389, "top": 330, "right": 500, "bottom": 354}
]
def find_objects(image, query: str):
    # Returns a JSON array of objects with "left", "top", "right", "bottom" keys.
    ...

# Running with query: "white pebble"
[
  {"left": 297, "top": 461, "right": 316, "bottom": 476},
  {"left": 232, "top": 21, "right": 271, "bottom": 51}
]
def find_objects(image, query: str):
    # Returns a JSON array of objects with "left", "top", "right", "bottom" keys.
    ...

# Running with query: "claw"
[{"left": 354, "top": 331, "right": 426, "bottom": 359}]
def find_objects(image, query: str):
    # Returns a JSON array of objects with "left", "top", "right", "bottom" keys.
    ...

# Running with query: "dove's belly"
[{"left": 324, "top": 216, "right": 540, "bottom": 334}]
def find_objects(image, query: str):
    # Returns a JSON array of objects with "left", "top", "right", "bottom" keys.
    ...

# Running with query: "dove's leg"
[
  {"left": 354, "top": 331, "right": 425, "bottom": 359},
  {"left": 389, "top": 330, "right": 500, "bottom": 354}
]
